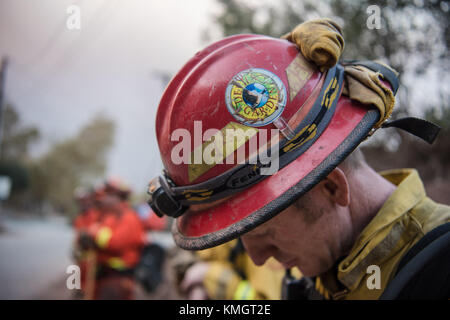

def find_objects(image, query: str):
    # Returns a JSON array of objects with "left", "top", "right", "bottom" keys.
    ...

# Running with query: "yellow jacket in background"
[{"left": 197, "top": 239, "right": 301, "bottom": 300}]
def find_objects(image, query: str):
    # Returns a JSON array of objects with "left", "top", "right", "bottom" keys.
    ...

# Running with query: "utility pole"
[
  {"left": 0, "top": 57, "right": 8, "bottom": 219},
  {"left": 0, "top": 56, "right": 8, "bottom": 155}
]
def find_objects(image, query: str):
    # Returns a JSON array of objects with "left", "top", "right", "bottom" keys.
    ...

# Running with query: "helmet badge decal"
[{"left": 225, "top": 68, "right": 287, "bottom": 127}]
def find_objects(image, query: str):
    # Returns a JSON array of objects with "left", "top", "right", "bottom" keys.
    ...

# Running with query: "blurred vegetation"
[
  {"left": 0, "top": 104, "right": 115, "bottom": 215},
  {"left": 30, "top": 115, "right": 115, "bottom": 215},
  {"left": 0, "top": 161, "right": 29, "bottom": 193},
  {"left": 0, "top": 104, "right": 40, "bottom": 194},
  {"left": 209, "top": 0, "right": 449, "bottom": 112},
  {"left": 0, "top": 104, "right": 40, "bottom": 162},
  {"left": 209, "top": 0, "right": 450, "bottom": 203}
]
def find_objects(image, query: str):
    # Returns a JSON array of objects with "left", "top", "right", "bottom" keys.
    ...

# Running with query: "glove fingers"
[{"left": 284, "top": 18, "right": 344, "bottom": 70}]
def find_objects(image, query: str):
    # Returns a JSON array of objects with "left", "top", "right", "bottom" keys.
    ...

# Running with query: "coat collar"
[{"left": 336, "top": 169, "right": 426, "bottom": 291}]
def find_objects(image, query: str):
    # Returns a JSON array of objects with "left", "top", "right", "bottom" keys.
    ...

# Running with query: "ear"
[{"left": 321, "top": 167, "right": 350, "bottom": 207}]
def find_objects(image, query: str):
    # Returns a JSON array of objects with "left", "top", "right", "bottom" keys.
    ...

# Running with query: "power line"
[
  {"left": 48, "top": 0, "right": 120, "bottom": 73},
  {"left": 14, "top": 0, "right": 119, "bottom": 97},
  {"left": 20, "top": 0, "right": 86, "bottom": 72}
]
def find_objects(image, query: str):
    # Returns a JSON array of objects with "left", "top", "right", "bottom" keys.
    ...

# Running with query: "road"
[
  {"left": 0, "top": 216, "right": 74, "bottom": 299},
  {"left": 0, "top": 215, "right": 179, "bottom": 300}
]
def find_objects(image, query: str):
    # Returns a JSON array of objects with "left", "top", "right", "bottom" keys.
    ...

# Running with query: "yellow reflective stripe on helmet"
[
  {"left": 234, "top": 280, "right": 256, "bottom": 300},
  {"left": 95, "top": 227, "right": 112, "bottom": 249},
  {"left": 107, "top": 257, "right": 127, "bottom": 271}
]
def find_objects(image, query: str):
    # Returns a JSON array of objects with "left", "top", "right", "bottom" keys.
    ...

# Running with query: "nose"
[{"left": 241, "top": 235, "right": 275, "bottom": 266}]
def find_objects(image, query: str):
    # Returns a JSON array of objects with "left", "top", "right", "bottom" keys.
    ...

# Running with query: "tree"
[
  {"left": 30, "top": 114, "right": 115, "bottom": 214},
  {"left": 208, "top": 0, "right": 449, "bottom": 114},
  {"left": 0, "top": 104, "right": 40, "bottom": 195},
  {"left": 0, "top": 104, "right": 40, "bottom": 161}
]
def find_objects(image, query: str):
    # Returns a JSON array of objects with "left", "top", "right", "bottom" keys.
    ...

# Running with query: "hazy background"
[{"left": 0, "top": 0, "right": 222, "bottom": 194}]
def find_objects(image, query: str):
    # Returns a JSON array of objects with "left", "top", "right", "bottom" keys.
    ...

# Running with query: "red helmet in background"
[
  {"left": 92, "top": 183, "right": 107, "bottom": 202},
  {"left": 104, "top": 177, "right": 131, "bottom": 200},
  {"left": 74, "top": 187, "right": 91, "bottom": 202},
  {"left": 73, "top": 186, "right": 95, "bottom": 211},
  {"left": 148, "top": 34, "right": 380, "bottom": 250}
]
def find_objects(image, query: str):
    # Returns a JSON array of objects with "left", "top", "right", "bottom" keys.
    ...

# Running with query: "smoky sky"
[{"left": 0, "top": 0, "right": 220, "bottom": 192}]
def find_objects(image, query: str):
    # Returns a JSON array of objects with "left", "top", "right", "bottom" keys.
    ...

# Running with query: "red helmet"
[
  {"left": 92, "top": 183, "right": 107, "bottom": 201},
  {"left": 104, "top": 177, "right": 131, "bottom": 200},
  {"left": 74, "top": 187, "right": 90, "bottom": 201},
  {"left": 148, "top": 34, "right": 385, "bottom": 250},
  {"left": 73, "top": 187, "right": 94, "bottom": 206}
]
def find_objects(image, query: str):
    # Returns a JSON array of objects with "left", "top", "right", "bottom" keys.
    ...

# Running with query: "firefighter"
[
  {"left": 180, "top": 238, "right": 304, "bottom": 300},
  {"left": 147, "top": 18, "right": 450, "bottom": 299},
  {"left": 78, "top": 180, "right": 147, "bottom": 299},
  {"left": 73, "top": 187, "right": 98, "bottom": 231},
  {"left": 133, "top": 202, "right": 168, "bottom": 294},
  {"left": 72, "top": 186, "right": 105, "bottom": 298},
  {"left": 136, "top": 202, "right": 167, "bottom": 232}
]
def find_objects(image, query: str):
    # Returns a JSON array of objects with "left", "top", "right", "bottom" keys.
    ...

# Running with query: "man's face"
[{"left": 241, "top": 182, "right": 352, "bottom": 277}]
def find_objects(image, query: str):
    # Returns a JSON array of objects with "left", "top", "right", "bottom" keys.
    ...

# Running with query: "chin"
[
  {"left": 299, "top": 268, "right": 319, "bottom": 278},
  {"left": 297, "top": 261, "right": 331, "bottom": 277}
]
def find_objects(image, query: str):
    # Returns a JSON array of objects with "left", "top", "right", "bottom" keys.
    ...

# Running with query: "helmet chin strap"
[
  {"left": 381, "top": 117, "right": 441, "bottom": 144},
  {"left": 273, "top": 116, "right": 295, "bottom": 140}
]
